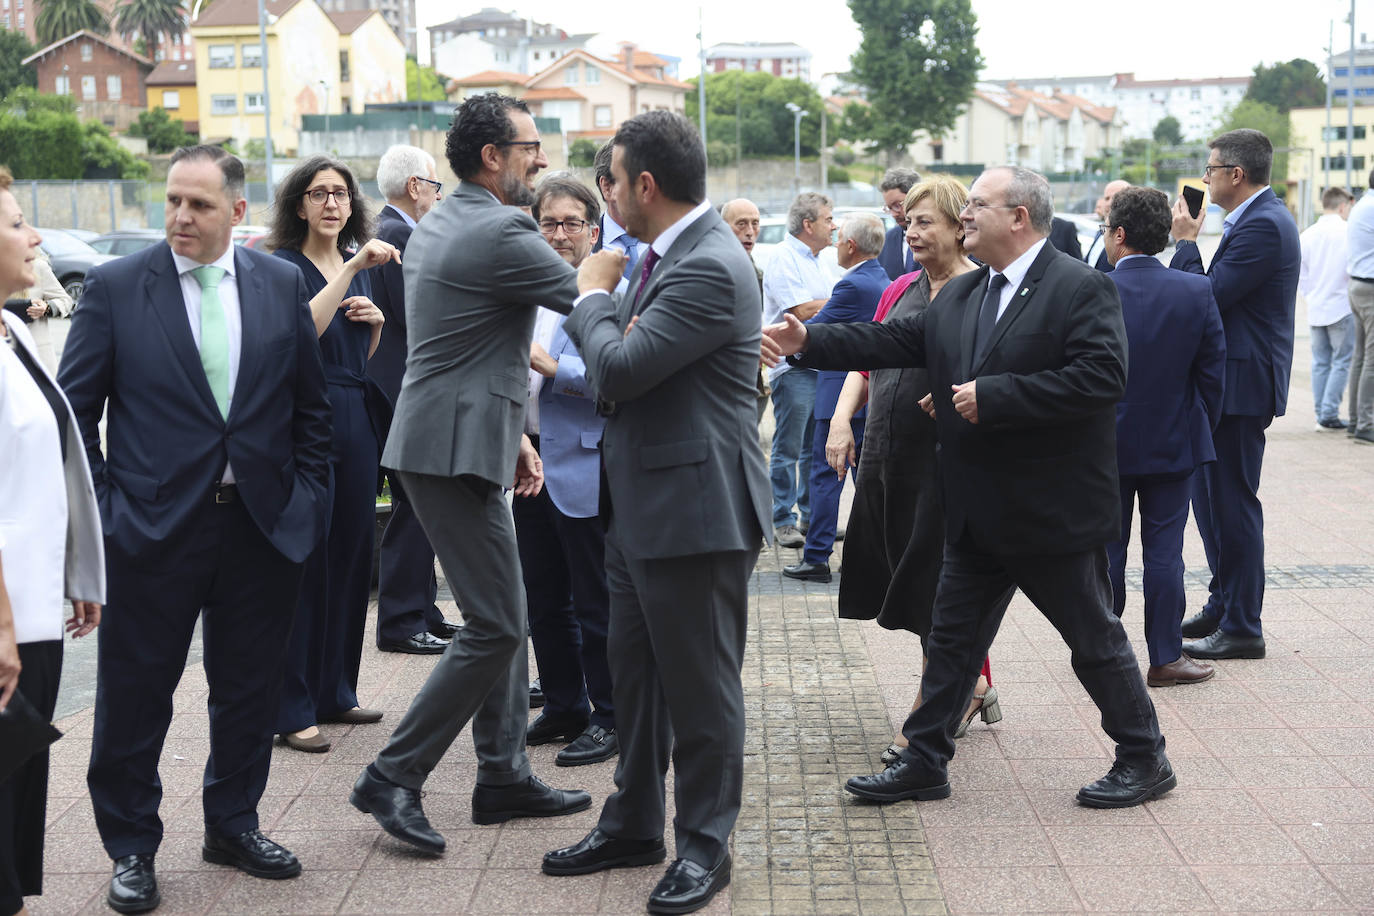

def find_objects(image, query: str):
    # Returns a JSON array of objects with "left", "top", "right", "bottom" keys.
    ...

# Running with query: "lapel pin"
[{"left": 1019, "top": 287, "right": 1029, "bottom": 297}]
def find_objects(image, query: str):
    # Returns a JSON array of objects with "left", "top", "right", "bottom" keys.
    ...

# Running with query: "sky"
[{"left": 413, "top": 0, "right": 1352, "bottom": 85}]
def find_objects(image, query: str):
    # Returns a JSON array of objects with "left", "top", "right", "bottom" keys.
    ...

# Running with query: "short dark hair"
[
  {"left": 1210, "top": 128, "right": 1272, "bottom": 186},
  {"left": 593, "top": 139, "right": 614, "bottom": 190},
  {"left": 879, "top": 167, "right": 921, "bottom": 194},
  {"left": 170, "top": 144, "right": 245, "bottom": 201},
  {"left": 445, "top": 92, "right": 529, "bottom": 180},
  {"left": 1323, "top": 186, "right": 1354, "bottom": 210},
  {"left": 265, "top": 156, "right": 373, "bottom": 255},
  {"left": 1107, "top": 186, "right": 1171, "bottom": 256},
  {"left": 533, "top": 173, "right": 600, "bottom": 225},
  {"left": 612, "top": 111, "right": 705, "bottom": 205}
]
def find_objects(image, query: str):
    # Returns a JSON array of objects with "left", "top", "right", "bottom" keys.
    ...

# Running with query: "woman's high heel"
[{"left": 953, "top": 685, "right": 1002, "bottom": 739}]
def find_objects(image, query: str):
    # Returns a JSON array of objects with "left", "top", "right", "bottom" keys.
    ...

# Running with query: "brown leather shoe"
[
  {"left": 280, "top": 730, "right": 331, "bottom": 753},
  {"left": 1147, "top": 655, "right": 1215, "bottom": 687}
]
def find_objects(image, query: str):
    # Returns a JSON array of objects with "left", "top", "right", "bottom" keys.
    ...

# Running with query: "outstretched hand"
[
  {"left": 761, "top": 313, "right": 809, "bottom": 366},
  {"left": 347, "top": 238, "right": 402, "bottom": 272}
]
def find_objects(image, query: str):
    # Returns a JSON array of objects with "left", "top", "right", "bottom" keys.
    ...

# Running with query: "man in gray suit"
[
  {"left": 349, "top": 92, "right": 590, "bottom": 854},
  {"left": 541, "top": 111, "right": 770, "bottom": 916}
]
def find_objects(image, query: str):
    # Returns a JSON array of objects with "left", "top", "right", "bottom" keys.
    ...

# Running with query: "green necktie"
[{"left": 191, "top": 265, "right": 230, "bottom": 419}]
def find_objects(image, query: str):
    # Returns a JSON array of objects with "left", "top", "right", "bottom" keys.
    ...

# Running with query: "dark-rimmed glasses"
[
  {"left": 413, "top": 176, "right": 442, "bottom": 194},
  {"left": 303, "top": 188, "right": 351, "bottom": 206},
  {"left": 538, "top": 218, "right": 588, "bottom": 236},
  {"left": 1203, "top": 164, "right": 1239, "bottom": 175}
]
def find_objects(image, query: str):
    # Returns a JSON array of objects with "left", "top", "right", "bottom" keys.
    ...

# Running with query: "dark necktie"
[
  {"left": 632, "top": 247, "right": 661, "bottom": 313},
  {"left": 972, "top": 273, "right": 1008, "bottom": 365},
  {"left": 903, "top": 248, "right": 915, "bottom": 273}
]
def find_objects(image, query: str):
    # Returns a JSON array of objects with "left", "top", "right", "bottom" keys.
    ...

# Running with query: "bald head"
[
  {"left": 1095, "top": 180, "right": 1131, "bottom": 223},
  {"left": 721, "top": 197, "right": 761, "bottom": 254}
]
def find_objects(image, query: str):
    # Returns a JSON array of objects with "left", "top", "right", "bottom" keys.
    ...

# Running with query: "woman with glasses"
[{"left": 265, "top": 157, "right": 398, "bottom": 753}]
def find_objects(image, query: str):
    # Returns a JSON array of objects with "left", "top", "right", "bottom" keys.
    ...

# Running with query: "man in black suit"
[
  {"left": 1084, "top": 179, "right": 1129, "bottom": 272},
  {"left": 765, "top": 166, "right": 1170, "bottom": 809},
  {"left": 60, "top": 145, "right": 332, "bottom": 912},
  {"left": 369, "top": 144, "right": 459, "bottom": 655},
  {"left": 877, "top": 167, "right": 920, "bottom": 279},
  {"left": 1048, "top": 216, "right": 1083, "bottom": 259}
]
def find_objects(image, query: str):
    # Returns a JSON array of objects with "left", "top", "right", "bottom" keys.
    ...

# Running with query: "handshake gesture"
[{"left": 761, "top": 314, "right": 809, "bottom": 367}]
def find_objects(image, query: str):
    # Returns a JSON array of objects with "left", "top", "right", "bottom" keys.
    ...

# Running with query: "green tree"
[
  {"left": 0, "top": 88, "right": 144, "bottom": 178},
  {"left": 0, "top": 32, "right": 37, "bottom": 97},
  {"left": 1217, "top": 98, "right": 1290, "bottom": 194},
  {"left": 1153, "top": 115, "right": 1183, "bottom": 146},
  {"left": 113, "top": 0, "right": 188, "bottom": 51},
  {"left": 846, "top": 0, "right": 982, "bottom": 156},
  {"left": 567, "top": 137, "right": 597, "bottom": 167},
  {"left": 406, "top": 57, "right": 446, "bottom": 101},
  {"left": 1244, "top": 58, "right": 1325, "bottom": 113},
  {"left": 685, "top": 70, "right": 826, "bottom": 158},
  {"left": 35, "top": 0, "right": 110, "bottom": 45},
  {"left": 127, "top": 106, "right": 196, "bottom": 152}
]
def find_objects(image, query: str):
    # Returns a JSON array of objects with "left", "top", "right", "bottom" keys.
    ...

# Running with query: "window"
[
  {"left": 339, "top": 50, "right": 349, "bottom": 82},
  {"left": 1190, "top": 88, "right": 1200, "bottom": 100},
  {"left": 584, "top": 63, "right": 599, "bottom": 84},
  {"left": 563, "top": 65, "right": 578, "bottom": 85},
  {"left": 54, "top": 75, "right": 69, "bottom": 95},
  {"left": 81, "top": 75, "right": 96, "bottom": 100},
  {"left": 208, "top": 44, "right": 235, "bottom": 68},
  {"left": 593, "top": 104, "right": 612, "bottom": 127},
  {"left": 80, "top": 43, "right": 92, "bottom": 61},
  {"left": 161, "top": 89, "right": 180, "bottom": 110},
  {"left": 1323, "top": 155, "right": 1367, "bottom": 171},
  {"left": 211, "top": 94, "right": 237, "bottom": 115},
  {"left": 245, "top": 92, "right": 264, "bottom": 112},
  {"left": 106, "top": 75, "right": 121, "bottom": 100},
  {"left": 1322, "top": 125, "right": 1368, "bottom": 140},
  {"left": 340, "top": 95, "right": 350, "bottom": 112},
  {"left": 241, "top": 43, "right": 261, "bottom": 67}
]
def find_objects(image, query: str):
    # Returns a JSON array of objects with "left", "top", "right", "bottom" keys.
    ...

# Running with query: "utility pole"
[
  {"left": 1348, "top": 0, "right": 1356, "bottom": 190},
  {"left": 257, "top": 0, "right": 274, "bottom": 203},
  {"left": 1326, "top": 19, "right": 1334, "bottom": 192},
  {"left": 697, "top": 8, "right": 707, "bottom": 145}
]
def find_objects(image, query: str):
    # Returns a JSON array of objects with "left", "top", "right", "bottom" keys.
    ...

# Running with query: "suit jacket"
[
  {"left": 57, "top": 242, "right": 332, "bottom": 564},
  {"left": 806, "top": 257, "right": 887, "bottom": 419},
  {"left": 537, "top": 313, "right": 606, "bottom": 519},
  {"left": 877, "top": 223, "right": 913, "bottom": 280},
  {"left": 795, "top": 242, "right": 1127, "bottom": 556},
  {"left": 1170, "top": 187, "right": 1299, "bottom": 418},
  {"left": 563, "top": 207, "right": 771, "bottom": 560},
  {"left": 1048, "top": 217, "right": 1083, "bottom": 260},
  {"left": 383, "top": 181, "right": 580, "bottom": 485},
  {"left": 1083, "top": 228, "right": 1113, "bottom": 273},
  {"left": 367, "top": 203, "right": 413, "bottom": 402},
  {"left": 1110, "top": 257, "right": 1226, "bottom": 477}
]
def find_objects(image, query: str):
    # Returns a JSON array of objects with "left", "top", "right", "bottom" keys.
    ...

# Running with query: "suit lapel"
[
  {"left": 970, "top": 244, "right": 1055, "bottom": 377},
  {"left": 229, "top": 247, "right": 262, "bottom": 423},
  {"left": 146, "top": 244, "right": 221, "bottom": 419},
  {"left": 959, "top": 264, "right": 991, "bottom": 381},
  {"left": 1210, "top": 187, "right": 1273, "bottom": 270},
  {"left": 633, "top": 210, "right": 717, "bottom": 315}
]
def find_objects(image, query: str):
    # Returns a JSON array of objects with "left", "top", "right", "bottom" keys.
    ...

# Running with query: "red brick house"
[{"left": 22, "top": 30, "right": 154, "bottom": 131}]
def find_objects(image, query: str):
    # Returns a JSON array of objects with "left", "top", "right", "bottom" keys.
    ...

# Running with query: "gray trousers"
[
  {"left": 373, "top": 472, "right": 531, "bottom": 789},
  {"left": 596, "top": 528, "right": 759, "bottom": 868},
  {"left": 1348, "top": 279, "right": 1374, "bottom": 432}
]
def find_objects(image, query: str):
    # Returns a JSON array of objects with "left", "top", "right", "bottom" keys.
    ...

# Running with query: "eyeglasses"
[
  {"left": 964, "top": 200, "right": 1018, "bottom": 214},
  {"left": 538, "top": 218, "right": 588, "bottom": 236},
  {"left": 494, "top": 139, "right": 542, "bottom": 153},
  {"left": 1203, "top": 164, "right": 1239, "bottom": 175},
  {"left": 413, "top": 176, "right": 442, "bottom": 194},
  {"left": 303, "top": 188, "right": 352, "bottom": 206},
  {"left": 884, "top": 202, "right": 906, "bottom": 215}
]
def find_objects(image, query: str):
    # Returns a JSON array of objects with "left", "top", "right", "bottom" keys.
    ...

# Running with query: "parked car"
[
  {"left": 89, "top": 229, "right": 164, "bottom": 257},
  {"left": 233, "top": 225, "right": 269, "bottom": 244},
  {"left": 35, "top": 227, "right": 118, "bottom": 300},
  {"left": 62, "top": 228, "right": 99, "bottom": 243}
]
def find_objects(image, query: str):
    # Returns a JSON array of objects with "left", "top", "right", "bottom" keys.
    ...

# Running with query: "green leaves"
[
  {"left": 0, "top": 88, "right": 146, "bottom": 179},
  {"left": 34, "top": 0, "right": 111, "bottom": 47},
  {"left": 127, "top": 106, "right": 197, "bottom": 152},
  {"left": 112, "top": 0, "right": 187, "bottom": 47},
  {"left": 684, "top": 70, "right": 826, "bottom": 158}
]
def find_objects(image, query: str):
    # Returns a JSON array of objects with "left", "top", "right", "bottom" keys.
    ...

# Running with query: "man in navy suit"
[
  {"left": 1170, "top": 128, "right": 1299, "bottom": 660},
  {"left": 784, "top": 213, "right": 889, "bottom": 582},
  {"left": 369, "top": 144, "right": 458, "bottom": 655},
  {"left": 877, "top": 168, "right": 920, "bottom": 280},
  {"left": 59, "top": 146, "right": 332, "bottom": 913},
  {"left": 517, "top": 174, "right": 617, "bottom": 767},
  {"left": 1104, "top": 187, "right": 1226, "bottom": 686}
]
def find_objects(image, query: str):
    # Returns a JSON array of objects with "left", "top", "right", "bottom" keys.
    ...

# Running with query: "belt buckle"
[{"left": 214, "top": 485, "right": 233, "bottom": 504}]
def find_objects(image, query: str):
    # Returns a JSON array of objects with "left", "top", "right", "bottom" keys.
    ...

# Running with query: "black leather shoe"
[
  {"left": 202, "top": 829, "right": 300, "bottom": 879},
  {"left": 526, "top": 710, "right": 589, "bottom": 746},
  {"left": 1077, "top": 757, "right": 1176, "bottom": 808},
  {"left": 1180, "top": 609, "right": 1221, "bottom": 639},
  {"left": 648, "top": 855, "right": 732, "bottom": 915},
  {"left": 844, "top": 759, "right": 951, "bottom": 803},
  {"left": 471, "top": 774, "right": 592, "bottom": 825},
  {"left": 782, "top": 561, "right": 831, "bottom": 583},
  {"left": 349, "top": 765, "right": 446, "bottom": 855},
  {"left": 556, "top": 725, "right": 618, "bottom": 766},
  {"left": 1182, "top": 629, "right": 1265, "bottom": 659},
  {"left": 529, "top": 679, "right": 545, "bottom": 709},
  {"left": 430, "top": 618, "right": 462, "bottom": 639},
  {"left": 107, "top": 854, "right": 159, "bottom": 914},
  {"left": 378, "top": 631, "right": 450, "bottom": 654},
  {"left": 542, "top": 827, "right": 666, "bottom": 875}
]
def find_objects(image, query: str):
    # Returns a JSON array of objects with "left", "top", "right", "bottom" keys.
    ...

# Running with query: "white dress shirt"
[
  {"left": 1299, "top": 213, "right": 1351, "bottom": 328},
  {"left": 985, "top": 238, "right": 1049, "bottom": 321},
  {"left": 762, "top": 232, "right": 835, "bottom": 381},
  {"left": 172, "top": 245, "right": 241, "bottom": 482},
  {"left": 1347, "top": 192, "right": 1374, "bottom": 280},
  {"left": 526, "top": 306, "right": 562, "bottom": 434}
]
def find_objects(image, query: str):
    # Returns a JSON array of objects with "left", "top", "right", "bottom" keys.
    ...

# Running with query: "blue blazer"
[
  {"left": 877, "top": 224, "right": 912, "bottom": 280},
  {"left": 1170, "top": 187, "right": 1299, "bottom": 418},
  {"left": 537, "top": 314, "right": 606, "bottom": 519},
  {"left": 367, "top": 204, "right": 413, "bottom": 403},
  {"left": 1110, "top": 257, "right": 1226, "bottom": 477},
  {"left": 57, "top": 242, "right": 332, "bottom": 564},
  {"left": 806, "top": 258, "right": 887, "bottom": 419}
]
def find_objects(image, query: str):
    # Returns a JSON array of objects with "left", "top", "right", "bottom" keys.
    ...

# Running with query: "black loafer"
[
  {"left": 526, "top": 711, "right": 589, "bottom": 746},
  {"left": 1182, "top": 629, "right": 1265, "bottom": 660},
  {"left": 378, "top": 631, "right": 450, "bottom": 654},
  {"left": 1180, "top": 609, "right": 1221, "bottom": 639},
  {"left": 1077, "top": 757, "right": 1176, "bottom": 808},
  {"left": 542, "top": 827, "right": 666, "bottom": 875},
  {"left": 349, "top": 765, "right": 446, "bottom": 855},
  {"left": 107, "top": 853, "right": 159, "bottom": 914},
  {"left": 844, "top": 759, "right": 951, "bottom": 803},
  {"left": 782, "top": 561, "right": 831, "bottom": 583},
  {"left": 430, "top": 618, "right": 462, "bottom": 639},
  {"left": 648, "top": 855, "right": 731, "bottom": 915},
  {"left": 202, "top": 829, "right": 301, "bottom": 879},
  {"left": 471, "top": 774, "right": 592, "bottom": 825},
  {"left": 529, "top": 679, "right": 545, "bottom": 709},
  {"left": 556, "top": 725, "right": 618, "bottom": 766}
]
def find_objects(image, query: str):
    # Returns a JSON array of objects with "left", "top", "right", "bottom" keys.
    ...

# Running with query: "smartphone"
[{"left": 1182, "top": 186, "right": 1204, "bottom": 219}]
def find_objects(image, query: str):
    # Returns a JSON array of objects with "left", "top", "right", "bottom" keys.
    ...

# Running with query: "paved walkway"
[{"left": 27, "top": 320, "right": 1374, "bottom": 915}]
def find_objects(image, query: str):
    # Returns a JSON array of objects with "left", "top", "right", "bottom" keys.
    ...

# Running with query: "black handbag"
[
  {"left": 0, "top": 689, "right": 62, "bottom": 783},
  {"left": 3, "top": 298, "right": 35, "bottom": 323}
]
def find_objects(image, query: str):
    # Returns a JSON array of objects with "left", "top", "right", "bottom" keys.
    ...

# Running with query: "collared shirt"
[
  {"left": 602, "top": 212, "right": 637, "bottom": 257},
  {"left": 172, "top": 243, "right": 241, "bottom": 482},
  {"left": 569, "top": 199, "right": 711, "bottom": 310},
  {"left": 1347, "top": 192, "right": 1374, "bottom": 280},
  {"left": 1084, "top": 227, "right": 1106, "bottom": 267},
  {"left": 389, "top": 203, "right": 417, "bottom": 230},
  {"left": 985, "top": 238, "right": 1048, "bottom": 321},
  {"left": 525, "top": 306, "right": 562, "bottom": 434},
  {"left": 763, "top": 232, "right": 835, "bottom": 381},
  {"left": 1299, "top": 212, "right": 1351, "bottom": 327},
  {"left": 1222, "top": 185, "right": 1269, "bottom": 238},
  {"left": 1115, "top": 253, "right": 1151, "bottom": 267}
]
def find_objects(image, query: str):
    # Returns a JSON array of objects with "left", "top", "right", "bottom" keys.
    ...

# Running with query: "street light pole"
[
  {"left": 257, "top": 0, "right": 274, "bottom": 202},
  {"left": 785, "top": 101, "right": 807, "bottom": 192}
]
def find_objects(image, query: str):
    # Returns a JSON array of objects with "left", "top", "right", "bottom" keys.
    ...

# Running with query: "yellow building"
[
  {"left": 328, "top": 10, "right": 406, "bottom": 115},
  {"left": 1290, "top": 105, "right": 1374, "bottom": 217},
  {"left": 145, "top": 60, "right": 199, "bottom": 133}
]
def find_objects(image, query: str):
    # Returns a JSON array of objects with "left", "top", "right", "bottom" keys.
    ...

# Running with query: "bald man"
[
  {"left": 1085, "top": 180, "right": 1131, "bottom": 272},
  {"left": 722, "top": 198, "right": 769, "bottom": 423}
]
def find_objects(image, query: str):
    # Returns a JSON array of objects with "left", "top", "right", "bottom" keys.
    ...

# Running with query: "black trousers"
[
  {"left": 87, "top": 496, "right": 303, "bottom": 859},
  {"left": 902, "top": 540, "right": 1164, "bottom": 776},
  {"left": 375, "top": 472, "right": 446, "bottom": 646},
  {"left": 0, "top": 639, "right": 61, "bottom": 916}
]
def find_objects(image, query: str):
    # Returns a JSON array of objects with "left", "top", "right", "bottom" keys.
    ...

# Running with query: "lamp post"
[
  {"left": 319, "top": 79, "right": 331, "bottom": 137},
  {"left": 785, "top": 101, "right": 807, "bottom": 192},
  {"left": 256, "top": 0, "right": 274, "bottom": 202}
]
